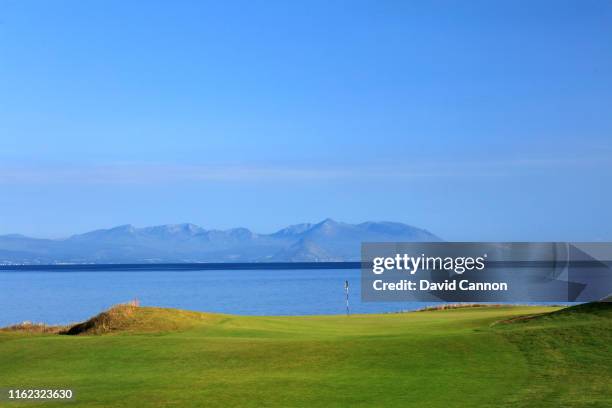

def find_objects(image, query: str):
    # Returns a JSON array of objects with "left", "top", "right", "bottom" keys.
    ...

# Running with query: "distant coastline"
[
  {"left": 0, "top": 219, "right": 440, "bottom": 265},
  {"left": 0, "top": 261, "right": 362, "bottom": 272}
]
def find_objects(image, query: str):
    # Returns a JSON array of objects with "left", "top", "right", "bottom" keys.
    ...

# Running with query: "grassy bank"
[{"left": 1, "top": 303, "right": 610, "bottom": 407}]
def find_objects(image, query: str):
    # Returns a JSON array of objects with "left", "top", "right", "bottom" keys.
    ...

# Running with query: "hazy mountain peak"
[
  {"left": 0, "top": 233, "right": 28, "bottom": 239},
  {"left": 143, "top": 223, "right": 204, "bottom": 235},
  {"left": 72, "top": 224, "right": 137, "bottom": 238},
  {"left": 271, "top": 223, "right": 313, "bottom": 237},
  {"left": 318, "top": 218, "right": 339, "bottom": 226},
  {"left": 112, "top": 224, "right": 136, "bottom": 232},
  {"left": 309, "top": 218, "right": 347, "bottom": 236},
  {"left": 358, "top": 221, "right": 425, "bottom": 233}
]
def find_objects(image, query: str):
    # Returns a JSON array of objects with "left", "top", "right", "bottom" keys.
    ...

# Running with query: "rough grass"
[
  {"left": 0, "top": 304, "right": 610, "bottom": 407},
  {"left": 495, "top": 302, "right": 612, "bottom": 407},
  {"left": 62, "top": 302, "right": 139, "bottom": 335},
  {"left": 0, "top": 321, "right": 67, "bottom": 334},
  {"left": 415, "top": 303, "right": 508, "bottom": 312},
  {"left": 62, "top": 302, "right": 224, "bottom": 335}
]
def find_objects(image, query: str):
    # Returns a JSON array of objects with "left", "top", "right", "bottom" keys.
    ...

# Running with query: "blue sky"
[{"left": 1, "top": 0, "right": 611, "bottom": 240}]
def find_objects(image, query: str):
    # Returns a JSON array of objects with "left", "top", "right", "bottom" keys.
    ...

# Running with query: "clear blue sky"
[{"left": 1, "top": 0, "right": 611, "bottom": 240}]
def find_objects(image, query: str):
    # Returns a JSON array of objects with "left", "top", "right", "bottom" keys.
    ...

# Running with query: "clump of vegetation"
[
  {"left": 498, "top": 301, "right": 612, "bottom": 325},
  {"left": 61, "top": 300, "right": 216, "bottom": 335},
  {"left": 414, "top": 303, "right": 504, "bottom": 312},
  {"left": 62, "top": 300, "right": 140, "bottom": 335},
  {"left": 0, "top": 321, "right": 67, "bottom": 334}
]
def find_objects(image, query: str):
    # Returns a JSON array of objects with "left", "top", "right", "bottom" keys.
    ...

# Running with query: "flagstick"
[{"left": 345, "top": 280, "right": 350, "bottom": 316}]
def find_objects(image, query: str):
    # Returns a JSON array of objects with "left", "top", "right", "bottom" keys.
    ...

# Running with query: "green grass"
[{"left": 1, "top": 304, "right": 610, "bottom": 407}]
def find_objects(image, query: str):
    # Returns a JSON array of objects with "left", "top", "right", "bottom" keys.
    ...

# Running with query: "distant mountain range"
[{"left": 0, "top": 219, "right": 441, "bottom": 265}]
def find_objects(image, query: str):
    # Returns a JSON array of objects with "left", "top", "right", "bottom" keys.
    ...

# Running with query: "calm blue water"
[{"left": 0, "top": 269, "right": 430, "bottom": 326}]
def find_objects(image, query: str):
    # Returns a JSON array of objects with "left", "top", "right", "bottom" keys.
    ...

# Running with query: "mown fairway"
[{"left": 1, "top": 304, "right": 610, "bottom": 407}]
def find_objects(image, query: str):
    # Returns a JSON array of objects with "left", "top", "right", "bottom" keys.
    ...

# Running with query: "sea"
[{"left": 0, "top": 264, "right": 433, "bottom": 326}]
